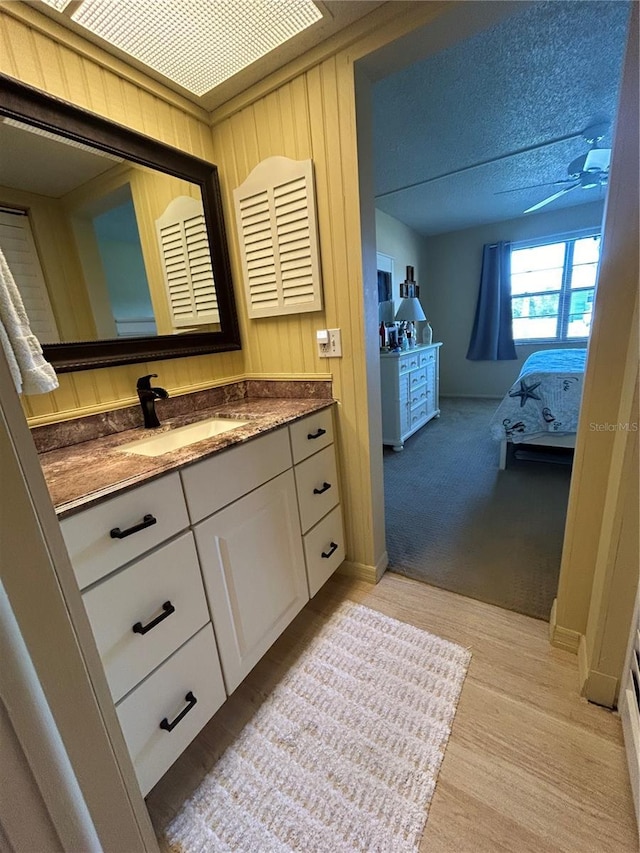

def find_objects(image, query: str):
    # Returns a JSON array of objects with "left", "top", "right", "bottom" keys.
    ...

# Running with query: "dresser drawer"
[
  {"left": 82, "top": 532, "right": 210, "bottom": 703},
  {"left": 115, "top": 624, "right": 226, "bottom": 796},
  {"left": 303, "top": 505, "right": 345, "bottom": 597},
  {"left": 399, "top": 353, "right": 421, "bottom": 373},
  {"left": 409, "top": 387, "right": 429, "bottom": 409},
  {"left": 419, "top": 348, "right": 437, "bottom": 367},
  {"left": 60, "top": 473, "right": 189, "bottom": 590},
  {"left": 294, "top": 445, "right": 339, "bottom": 533},
  {"left": 408, "top": 367, "right": 427, "bottom": 389},
  {"left": 409, "top": 407, "right": 428, "bottom": 430},
  {"left": 181, "top": 427, "right": 291, "bottom": 523},
  {"left": 289, "top": 407, "right": 334, "bottom": 464}
]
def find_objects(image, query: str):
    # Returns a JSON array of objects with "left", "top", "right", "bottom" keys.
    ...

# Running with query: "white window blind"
[
  {"left": 0, "top": 209, "right": 59, "bottom": 343},
  {"left": 233, "top": 157, "right": 323, "bottom": 318},
  {"left": 155, "top": 196, "right": 219, "bottom": 329}
]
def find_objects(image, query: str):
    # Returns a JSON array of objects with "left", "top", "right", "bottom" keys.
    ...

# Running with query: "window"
[{"left": 510, "top": 233, "right": 601, "bottom": 342}]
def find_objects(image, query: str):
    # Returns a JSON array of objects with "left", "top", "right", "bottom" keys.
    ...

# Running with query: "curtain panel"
[{"left": 466, "top": 240, "right": 517, "bottom": 361}]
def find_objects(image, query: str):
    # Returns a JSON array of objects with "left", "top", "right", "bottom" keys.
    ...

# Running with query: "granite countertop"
[{"left": 39, "top": 395, "right": 334, "bottom": 518}]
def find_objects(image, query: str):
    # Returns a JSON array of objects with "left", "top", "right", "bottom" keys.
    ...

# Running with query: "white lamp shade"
[{"left": 395, "top": 297, "right": 426, "bottom": 322}]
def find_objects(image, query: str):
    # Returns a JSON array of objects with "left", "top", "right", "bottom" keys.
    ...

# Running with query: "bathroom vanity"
[{"left": 37, "top": 389, "right": 344, "bottom": 796}]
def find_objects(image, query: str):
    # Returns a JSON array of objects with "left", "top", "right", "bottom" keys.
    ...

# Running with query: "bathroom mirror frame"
[{"left": 0, "top": 73, "right": 241, "bottom": 372}]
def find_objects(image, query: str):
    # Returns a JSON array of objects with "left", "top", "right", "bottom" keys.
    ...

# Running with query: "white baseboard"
[{"left": 439, "top": 394, "right": 502, "bottom": 400}]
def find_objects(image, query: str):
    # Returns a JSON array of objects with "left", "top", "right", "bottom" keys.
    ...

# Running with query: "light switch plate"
[{"left": 326, "top": 329, "right": 341, "bottom": 357}]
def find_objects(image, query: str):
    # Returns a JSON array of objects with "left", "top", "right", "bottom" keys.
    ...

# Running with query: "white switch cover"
[
  {"left": 326, "top": 329, "right": 342, "bottom": 357},
  {"left": 317, "top": 328, "right": 341, "bottom": 357}
]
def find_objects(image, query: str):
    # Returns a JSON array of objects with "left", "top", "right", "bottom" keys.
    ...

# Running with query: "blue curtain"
[{"left": 466, "top": 240, "right": 517, "bottom": 360}]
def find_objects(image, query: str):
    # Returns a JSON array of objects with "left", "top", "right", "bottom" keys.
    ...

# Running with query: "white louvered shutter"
[
  {"left": 155, "top": 196, "right": 219, "bottom": 329},
  {"left": 233, "top": 157, "right": 322, "bottom": 318},
  {"left": 0, "top": 210, "right": 59, "bottom": 343}
]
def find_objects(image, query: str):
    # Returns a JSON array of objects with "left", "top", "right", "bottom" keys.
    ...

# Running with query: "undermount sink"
[{"left": 117, "top": 417, "right": 249, "bottom": 457}]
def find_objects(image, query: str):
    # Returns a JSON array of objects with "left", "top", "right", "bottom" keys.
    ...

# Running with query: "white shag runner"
[{"left": 165, "top": 601, "right": 471, "bottom": 853}]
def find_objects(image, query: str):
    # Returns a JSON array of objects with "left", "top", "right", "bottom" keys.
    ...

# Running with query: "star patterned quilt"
[{"left": 489, "top": 349, "right": 587, "bottom": 444}]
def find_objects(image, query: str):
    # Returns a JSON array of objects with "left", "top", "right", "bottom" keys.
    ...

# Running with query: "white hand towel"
[{"left": 0, "top": 245, "right": 58, "bottom": 396}]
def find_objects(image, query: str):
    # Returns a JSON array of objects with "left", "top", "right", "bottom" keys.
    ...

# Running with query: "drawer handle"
[
  {"left": 159, "top": 691, "right": 197, "bottom": 733},
  {"left": 307, "top": 428, "right": 327, "bottom": 440},
  {"left": 313, "top": 482, "right": 332, "bottom": 495},
  {"left": 110, "top": 513, "right": 157, "bottom": 539},
  {"left": 321, "top": 542, "right": 339, "bottom": 559},
  {"left": 132, "top": 600, "right": 175, "bottom": 635}
]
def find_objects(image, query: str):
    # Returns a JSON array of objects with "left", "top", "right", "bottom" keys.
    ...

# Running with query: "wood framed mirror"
[{"left": 0, "top": 73, "right": 240, "bottom": 372}]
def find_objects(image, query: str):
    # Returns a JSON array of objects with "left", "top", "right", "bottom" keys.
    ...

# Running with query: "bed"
[{"left": 490, "top": 348, "right": 587, "bottom": 469}]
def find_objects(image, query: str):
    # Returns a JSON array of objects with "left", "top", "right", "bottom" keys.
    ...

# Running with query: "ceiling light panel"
[
  {"left": 71, "top": 0, "right": 323, "bottom": 97},
  {"left": 38, "top": 0, "right": 73, "bottom": 10}
]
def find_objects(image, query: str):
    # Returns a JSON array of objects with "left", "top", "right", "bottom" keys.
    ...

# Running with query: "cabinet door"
[
  {"left": 425, "top": 361, "right": 437, "bottom": 418},
  {"left": 194, "top": 470, "right": 308, "bottom": 693}
]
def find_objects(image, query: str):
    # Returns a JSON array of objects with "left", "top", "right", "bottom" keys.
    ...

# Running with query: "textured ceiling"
[{"left": 371, "top": 1, "right": 630, "bottom": 236}]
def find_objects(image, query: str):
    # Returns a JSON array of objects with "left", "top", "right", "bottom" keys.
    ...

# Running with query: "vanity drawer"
[
  {"left": 82, "top": 532, "right": 210, "bottom": 703},
  {"left": 115, "top": 623, "right": 226, "bottom": 796},
  {"left": 294, "top": 445, "right": 339, "bottom": 533},
  {"left": 303, "top": 505, "right": 345, "bottom": 597},
  {"left": 181, "top": 427, "right": 291, "bottom": 523},
  {"left": 289, "top": 407, "right": 334, "bottom": 464},
  {"left": 60, "top": 473, "right": 189, "bottom": 589}
]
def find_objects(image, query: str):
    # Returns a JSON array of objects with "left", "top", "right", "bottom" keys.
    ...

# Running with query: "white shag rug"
[{"left": 164, "top": 601, "right": 471, "bottom": 853}]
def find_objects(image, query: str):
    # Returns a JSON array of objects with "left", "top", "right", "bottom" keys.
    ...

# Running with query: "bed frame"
[{"left": 499, "top": 434, "right": 576, "bottom": 469}]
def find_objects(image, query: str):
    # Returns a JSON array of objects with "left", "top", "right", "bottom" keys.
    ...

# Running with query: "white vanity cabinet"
[
  {"left": 380, "top": 343, "right": 441, "bottom": 451},
  {"left": 58, "top": 405, "right": 343, "bottom": 796}
]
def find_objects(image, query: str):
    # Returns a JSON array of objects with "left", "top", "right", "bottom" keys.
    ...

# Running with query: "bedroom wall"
[
  {"left": 425, "top": 201, "right": 605, "bottom": 398},
  {"left": 375, "top": 209, "right": 429, "bottom": 310}
]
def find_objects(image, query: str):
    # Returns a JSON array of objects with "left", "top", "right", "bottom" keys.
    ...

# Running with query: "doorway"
[{"left": 356, "top": 0, "right": 631, "bottom": 618}]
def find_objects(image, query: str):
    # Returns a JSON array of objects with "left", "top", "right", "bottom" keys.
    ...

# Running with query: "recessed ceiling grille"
[{"left": 45, "top": 0, "right": 323, "bottom": 97}]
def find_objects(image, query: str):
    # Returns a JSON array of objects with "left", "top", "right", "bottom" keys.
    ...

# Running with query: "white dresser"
[{"left": 380, "top": 343, "right": 441, "bottom": 451}]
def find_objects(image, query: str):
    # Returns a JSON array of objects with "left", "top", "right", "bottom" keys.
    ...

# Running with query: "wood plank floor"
[{"left": 146, "top": 572, "right": 639, "bottom": 852}]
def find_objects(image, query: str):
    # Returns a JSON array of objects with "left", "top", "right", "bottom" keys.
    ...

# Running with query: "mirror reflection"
[{"left": 0, "top": 118, "right": 221, "bottom": 346}]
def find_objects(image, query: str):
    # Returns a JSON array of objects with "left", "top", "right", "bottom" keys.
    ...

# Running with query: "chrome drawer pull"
[
  {"left": 159, "top": 691, "right": 197, "bottom": 732},
  {"left": 307, "top": 428, "right": 327, "bottom": 440},
  {"left": 110, "top": 513, "right": 157, "bottom": 539},
  {"left": 321, "top": 542, "right": 338, "bottom": 559},
  {"left": 313, "top": 482, "right": 332, "bottom": 495},
  {"left": 132, "top": 601, "right": 175, "bottom": 635}
]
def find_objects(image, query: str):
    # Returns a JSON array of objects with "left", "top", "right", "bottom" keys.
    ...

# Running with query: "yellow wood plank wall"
[
  {"left": 0, "top": 8, "right": 246, "bottom": 424},
  {"left": 210, "top": 53, "right": 387, "bottom": 571}
]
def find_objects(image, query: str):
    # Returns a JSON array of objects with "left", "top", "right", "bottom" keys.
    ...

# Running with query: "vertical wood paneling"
[{"left": 210, "top": 51, "right": 380, "bottom": 569}]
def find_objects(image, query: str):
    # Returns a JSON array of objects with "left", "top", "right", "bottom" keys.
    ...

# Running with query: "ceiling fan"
[{"left": 499, "top": 122, "right": 611, "bottom": 214}]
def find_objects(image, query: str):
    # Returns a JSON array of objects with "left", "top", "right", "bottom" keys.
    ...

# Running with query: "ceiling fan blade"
[
  {"left": 524, "top": 183, "right": 580, "bottom": 214},
  {"left": 495, "top": 179, "right": 575, "bottom": 195},
  {"left": 584, "top": 148, "right": 611, "bottom": 171}
]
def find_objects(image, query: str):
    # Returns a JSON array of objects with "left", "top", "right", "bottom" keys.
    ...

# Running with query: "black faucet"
[{"left": 137, "top": 374, "right": 169, "bottom": 428}]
